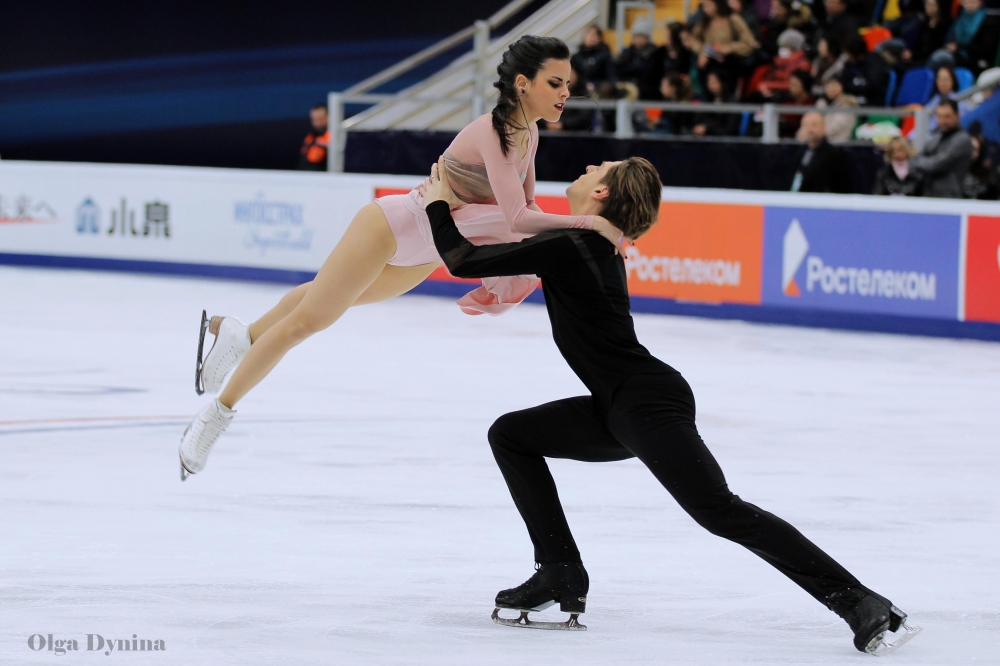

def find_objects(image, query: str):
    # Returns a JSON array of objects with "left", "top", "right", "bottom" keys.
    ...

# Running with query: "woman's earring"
[{"left": 520, "top": 88, "right": 525, "bottom": 94}]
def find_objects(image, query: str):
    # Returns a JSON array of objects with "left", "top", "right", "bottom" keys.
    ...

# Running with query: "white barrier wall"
[{"left": 2, "top": 160, "right": 999, "bottom": 339}]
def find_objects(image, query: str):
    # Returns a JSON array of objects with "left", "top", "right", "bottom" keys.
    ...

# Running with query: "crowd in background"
[{"left": 541, "top": 0, "right": 1000, "bottom": 198}]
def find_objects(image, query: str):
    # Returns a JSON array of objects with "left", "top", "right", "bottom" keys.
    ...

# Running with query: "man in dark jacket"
[
  {"left": 791, "top": 112, "right": 854, "bottom": 193},
  {"left": 911, "top": 99, "right": 974, "bottom": 197}
]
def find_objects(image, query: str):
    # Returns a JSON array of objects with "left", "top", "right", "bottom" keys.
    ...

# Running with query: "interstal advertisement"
[
  {"left": 965, "top": 216, "right": 1000, "bottom": 324},
  {"left": 761, "top": 207, "right": 961, "bottom": 319},
  {"left": 2, "top": 160, "right": 998, "bottom": 340}
]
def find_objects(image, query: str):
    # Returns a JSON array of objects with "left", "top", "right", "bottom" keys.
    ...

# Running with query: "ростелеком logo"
[{"left": 782, "top": 218, "right": 809, "bottom": 296}]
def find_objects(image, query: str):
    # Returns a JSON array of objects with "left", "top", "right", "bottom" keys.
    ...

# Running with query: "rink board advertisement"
[
  {"left": 964, "top": 216, "right": 1000, "bottom": 324},
  {"left": 761, "top": 207, "right": 961, "bottom": 319},
  {"left": 3, "top": 160, "right": 1000, "bottom": 340}
]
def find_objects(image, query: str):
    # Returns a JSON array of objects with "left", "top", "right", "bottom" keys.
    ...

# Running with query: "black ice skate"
[
  {"left": 492, "top": 562, "right": 589, "bottom": 631},
  {"left": 826, "top": 586, "right": 921, "bottom": 655}
]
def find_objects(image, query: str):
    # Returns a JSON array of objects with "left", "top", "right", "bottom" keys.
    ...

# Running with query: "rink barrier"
[{"left": 1, "top": 161, "right": 998, "bottom": 341}]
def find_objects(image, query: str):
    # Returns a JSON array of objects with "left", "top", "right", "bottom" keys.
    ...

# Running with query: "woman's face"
[
  {"left": 583, "top": 27, "right": 601, "bottom": 48},
  {"left": 936, "top": 69, "right": 954, "bottom": 95},
  {"left": 771, "top": 0, "right": 788, "bottom": 18},
  {"left": 824, "top": 78, "right": 843, "bottom": 99},
  {"left": 926, "top": 0, "right": 939, "bottom": 16},
  {"left": 728, "top": 0, "right": 742, "bottom": 12},
  {"left": 522, "top": 58, "right": 572, "bottom": 123},
  {"left": 707, "top": 73, "right": 723, "bottom": 96},
  {"left": 703, "top": 0, "right": 719, "bottom": 18},
  {"left": 661, "top": 79, "right": 677, "bottom": 99},
  {"left": 891, "top": 142, "right": 909, "bottom": 162},
  {"left": 788, "top": 76, "right": 805, "bottom": 98},
  {"left": 818, "top": 38, "right": 830, "bottom": 58},
  {"left": 962, "top": 0, "right": 982, "bottom": 13}
]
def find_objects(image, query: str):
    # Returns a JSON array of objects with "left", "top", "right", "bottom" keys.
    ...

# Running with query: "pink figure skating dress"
[{"left": 373, "top": 115, "right": 594, "bottom": 315}]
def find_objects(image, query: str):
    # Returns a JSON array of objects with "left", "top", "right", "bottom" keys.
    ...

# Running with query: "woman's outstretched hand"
[
  {"left": 419, "top": 156, "right": 463, "bottom": 210},
  {"left": 592, "top": 216, "right": 629, "bottom": 255}
]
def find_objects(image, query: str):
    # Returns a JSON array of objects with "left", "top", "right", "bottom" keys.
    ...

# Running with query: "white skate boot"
[
  {"left": 179, "top": 398, "right": 235, "bottom": 481},
  {"left": 195, "top": 311, "right": 251, "bottom": 395}
]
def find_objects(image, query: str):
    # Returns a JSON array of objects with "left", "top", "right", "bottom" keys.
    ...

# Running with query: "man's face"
[
  {"left": 632, "top": 33, "right": 649, "bottom": 49},
  {"left": 566, "top": 161, "right": 621, "bottom": 211},
  {"left": 310, "top": 108, "right": 328, "bottom": 132},
  {"left": 825, "top": 0, "right": 845, "bottom": 15},
  {"left": 936, "top": 106, "right": 959, "bottom": 132},
  {"left": 800, "top": 113, "right": 826, "bottom": 145}
]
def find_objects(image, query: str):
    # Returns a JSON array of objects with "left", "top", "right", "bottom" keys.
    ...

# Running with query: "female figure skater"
[
  {"left": 178, "top": 36, "right": 622, "bottom": 479},
  {"left": 419, "top": 156, "right": 918, "bottom": 655}
]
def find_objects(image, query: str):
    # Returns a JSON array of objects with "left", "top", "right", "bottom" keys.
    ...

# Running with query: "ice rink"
[{"left": 2, "top": 265, "right": 998, "bottom": 665}]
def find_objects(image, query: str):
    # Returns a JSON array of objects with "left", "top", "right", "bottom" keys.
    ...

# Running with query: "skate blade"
[
  {"left": 491, "top": 608, "right": 586, "bottom": 631},
  {"left": 195, "top": 310, "right": 208, "bottom": 395},
  {"left": 868, "top": 622, "right": 921, "bottom": 656}
]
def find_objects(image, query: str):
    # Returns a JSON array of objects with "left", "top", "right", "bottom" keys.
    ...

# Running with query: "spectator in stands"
[
  {"left": 572, "top": 24, "right": 615, "bottom": 91},
  {"left": 692, "top": 69, "right": 742, "bottom": 135},
  {"left": 781, "top": 70, "right": 817, "bottom": 135},
  {"left": 940, "top": 0, "right": 990, "bottom": 72},
  {"left": 749, "top": 29, "right": 811, "bottom": 99},
  {"left": 541, "top": 68, "right": 594, "bottom": 132},
  {"left": 911, "top": 0, "right": 951, "bottom": 65},
  {"left": 651, "top": 21, "right": 695, "bottom": 85},
  {"left": 729, "top": 0, "right": 763, "bottom": 39},
  {"left": 791, "top": 111, "right": 854, "bottom": 192},
  {"left": 962, "top": 133, "right": 1000, "bottom": 198},
  {"left": 816, "top": 75, "right": 860, "bottom": 142},
  {"left": 887, "top": 0, "right": 926, "bottom": 54},
  {"left": 840, "top": 35, "right": 897, "bottom": 105},
  {"left": 811, "top": 37, "right": 848, "bottom": 96},
  {"left": 910, "top": 99, "right": 974, "bottom": 197},
  {"left": 925, "top": 66, "right": 972, "bottom": 130},
  {"left": 641, "top": 74, "right": 696, "bottom": 133},
  {"left": 617, "top": 16, "right": 661, "bottom": 99},
  {"left": 297, "top": 103, "right": 329, "bottom": 171},
  {"left": 690, "top": 0, "right": 760, "bottom": 82},
  {"left": 762, "top": 0, "right": 814, "bottom": 58},
  {"left": 815, "top": 0, "right": 860, "bottom": 61},
  {"left": 873, "top": 136, "right": 924, "bottom": 194}
]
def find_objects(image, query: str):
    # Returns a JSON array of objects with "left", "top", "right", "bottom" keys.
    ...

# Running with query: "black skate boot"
[
  {"left": 826, "top": 586, "right": 921, "bottom": 655},
  {"left": 491, "top": 562, "right": 589, "bottom": 631}
]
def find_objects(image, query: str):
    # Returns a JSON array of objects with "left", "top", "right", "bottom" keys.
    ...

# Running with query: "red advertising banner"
[{"left": 965, "top": 216, "right": 1000, "bottom": 324}]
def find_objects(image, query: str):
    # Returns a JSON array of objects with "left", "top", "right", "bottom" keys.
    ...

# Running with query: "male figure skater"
[{"left": 419, "top": 156, "right": 918, "bottom": 655}]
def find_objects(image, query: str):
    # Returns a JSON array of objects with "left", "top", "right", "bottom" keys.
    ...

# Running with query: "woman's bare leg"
[
  {"left": 218, "top": 203, "right": 396, "bottom": 409},
  {"left": 245, "top": 262, "right": 438, "bottom": 342}
]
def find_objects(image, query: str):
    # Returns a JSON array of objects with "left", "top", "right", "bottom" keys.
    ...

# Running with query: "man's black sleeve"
[{"left": 426, "top": 200, "right": 571, "bottom": 279}]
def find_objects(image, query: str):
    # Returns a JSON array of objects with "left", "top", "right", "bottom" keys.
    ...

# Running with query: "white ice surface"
[{"left": 1, "top": 266, "right": 998, "bottom": 665}]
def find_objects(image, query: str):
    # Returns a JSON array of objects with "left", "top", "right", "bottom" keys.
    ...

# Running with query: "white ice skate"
[
  {"left": 179, "top": 398, "right": 235, "bottom": 481},
  {"left": 195, "top": 311, "right": 250, "bottom": 395}
]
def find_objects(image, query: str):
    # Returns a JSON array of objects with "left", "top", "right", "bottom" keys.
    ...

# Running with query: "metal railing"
[{"left": 328, "top": 94, "right": 948, "bottom": 169}]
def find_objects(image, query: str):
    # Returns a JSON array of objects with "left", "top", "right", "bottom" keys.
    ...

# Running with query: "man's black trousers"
[{"left": 487, "top": 372, "right": 861, "bottom": 604}]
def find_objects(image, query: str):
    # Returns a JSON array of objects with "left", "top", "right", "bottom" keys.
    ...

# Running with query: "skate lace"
[{"left": 191, "top": 408, "right": 230, "bottom": 458}]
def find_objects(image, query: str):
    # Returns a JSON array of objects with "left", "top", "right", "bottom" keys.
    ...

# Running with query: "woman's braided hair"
[{"left": 492, "top": 35, "right": 570, "bottom": 157}]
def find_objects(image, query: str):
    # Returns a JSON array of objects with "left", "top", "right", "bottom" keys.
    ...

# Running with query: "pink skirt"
[{"left": 372, "top": 189, "right": 539, "bottom": 316}]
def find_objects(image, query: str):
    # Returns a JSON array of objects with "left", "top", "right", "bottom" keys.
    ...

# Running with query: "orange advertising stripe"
[{"left": 625, "top": 202, "right": 764, "bottom": 305}]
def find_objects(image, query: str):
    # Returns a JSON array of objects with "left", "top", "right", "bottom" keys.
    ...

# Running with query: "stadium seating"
[{"left": 894, "top": 68, "right": 935, "bottom": 106}]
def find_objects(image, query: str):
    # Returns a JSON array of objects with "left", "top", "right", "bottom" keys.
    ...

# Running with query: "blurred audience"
[
  {"left": 762, "top": 0, "right": 814, "bottom": 58},
  {"left": 910, "top": 99, "right": 973, "bottom": 197},
  {"left": 961, "top": 132, "right": 1000, "bottom": 198},
  {"left": 939, "top": 0, "right": 990, "bottom": 72},
  {"left": 791, "top": 111, "right": 854, "bottom": 192},
  {"left": 811, "top": 37, "right": 848, "bottom": 95},
  {"left": 692, "top": 69, "right": 742, "bottom": 135},
  {"left": 816, "top": 0, "right": 861, "bottom": 58},
  {"left": 690, "top": 0, "right": 760, "bottom": 82},
  {"left": 873, "top": 136, "right": 924, "bottom": 194},
  {"left": 640, "top": 74, "right": 697, "bottom": 134},
  {"left": 748, "top": 29, "right": 811, "bottom": 99},
  {"left": 911, "top": 0, "right": 952, "bottom": 65},
  {"left": 616, "top": 17, "right": 661, "bottom": 99},
  {"left": 297, "top": 103, "right": 329, "bottom": 171},
  {"left": 571, "top": 24, "right": 615, "bottom": 91},
  {"left": 815, "top": 76, "right": 860, "bottom": 142}
]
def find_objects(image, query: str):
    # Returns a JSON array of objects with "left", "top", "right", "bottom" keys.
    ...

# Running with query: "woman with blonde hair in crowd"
[{"left": 874, "top": 137, "right": 924, "bottom": 195}]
